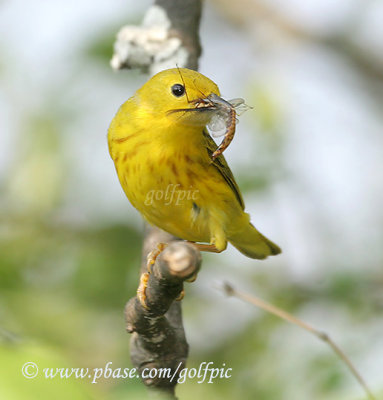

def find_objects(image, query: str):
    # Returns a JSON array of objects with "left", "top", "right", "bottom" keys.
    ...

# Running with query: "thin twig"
[{"left": 221, "top": 282, "right": 376, "bottom": 400}]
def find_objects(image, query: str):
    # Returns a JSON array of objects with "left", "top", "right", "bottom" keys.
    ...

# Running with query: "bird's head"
[{"left": 135, "top": 68, "right": 230, "bottom": 127}]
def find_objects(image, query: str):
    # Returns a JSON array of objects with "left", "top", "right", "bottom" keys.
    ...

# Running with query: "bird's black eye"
[{"left": 171, "top": 83, "right": 185, "bottom": 97}]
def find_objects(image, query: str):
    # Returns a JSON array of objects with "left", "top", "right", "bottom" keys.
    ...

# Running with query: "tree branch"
[
  {"left": 125, "top": 233, "right": 201, "bottom": 396},
  {"left": 112, "top": 1, "right": 203, "bottom": 398},
  {"left": 111, "top": 0, "right": 202, "bottom": 74}
]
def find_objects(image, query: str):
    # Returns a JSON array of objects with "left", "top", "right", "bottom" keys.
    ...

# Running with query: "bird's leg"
[
  {"left": 137, "top": 243, "right": 168, "bottom": 308},
  {"left": 188, "top": 242, "right": 224, "bottom": 254}
]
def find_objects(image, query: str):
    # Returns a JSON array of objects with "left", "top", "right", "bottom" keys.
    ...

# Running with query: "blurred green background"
[{"left": 1, "top": 0, "right": 382, "bottom": 399}]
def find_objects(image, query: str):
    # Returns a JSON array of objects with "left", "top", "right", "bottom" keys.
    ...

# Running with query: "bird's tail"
[{"left": 229, "top": 222, "right": 281, "bottom": 259}]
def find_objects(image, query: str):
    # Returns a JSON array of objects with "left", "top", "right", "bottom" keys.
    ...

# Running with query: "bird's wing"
[{"left": 202, "top": 129, "right": 245, "bottom": 210}]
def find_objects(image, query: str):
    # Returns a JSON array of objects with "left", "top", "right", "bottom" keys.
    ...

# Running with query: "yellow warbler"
[{"left": 108, "top": 68, "right": 281, "bottom": 259}]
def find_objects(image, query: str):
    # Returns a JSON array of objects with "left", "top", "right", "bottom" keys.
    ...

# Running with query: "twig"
[{"left": 221, "top": 282, "right": 376, "bottom": 400}]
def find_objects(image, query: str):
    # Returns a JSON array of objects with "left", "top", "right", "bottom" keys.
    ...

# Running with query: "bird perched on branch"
[{"left": 108, "top": 68, "right": 280, "bottom": 304}]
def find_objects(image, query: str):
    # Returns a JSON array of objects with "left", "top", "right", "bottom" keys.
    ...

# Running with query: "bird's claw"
[
  {"left": 176, "top": 289, "right": 185, "bottom": 302},
  {"left": 137, "top": 272, "right": 150, "bottom": 309},
  {"left": 138, "top": 243, "right": 168, "bottom": 309}
]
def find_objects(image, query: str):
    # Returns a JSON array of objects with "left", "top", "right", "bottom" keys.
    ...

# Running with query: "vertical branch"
[
  {"left": 111, "top": 0, "right": 202, "bottom": 74},
  {"left": 154, "top": 0, "right": 202, "bottom": 70},
  {"left": 111, "top": 1, "right": 203, "bottom": 398}
]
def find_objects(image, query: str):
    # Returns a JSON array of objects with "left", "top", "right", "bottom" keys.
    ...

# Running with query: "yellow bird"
[{"left": 108, "top": 68, "right": 281, "bottom": 263}]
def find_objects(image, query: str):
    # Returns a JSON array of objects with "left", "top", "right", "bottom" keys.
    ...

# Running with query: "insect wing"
[
  {"left": 207, "top": 110, "right": 231, "bottom": 138},
  {"left": 228, "top": 98, "right": 252, "bottom": 115},
  {"left": 228, "top": 98, "right": 245, "bottom": 107}
]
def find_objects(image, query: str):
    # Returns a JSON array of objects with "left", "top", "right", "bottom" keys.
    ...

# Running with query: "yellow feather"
[{"left": 108, "top": 68, "right": 281, "bottom": 259}]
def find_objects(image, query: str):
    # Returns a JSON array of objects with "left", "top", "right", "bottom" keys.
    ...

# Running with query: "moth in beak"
[{"left": 195, "top": 93, "right": 251, "bottom": 160}]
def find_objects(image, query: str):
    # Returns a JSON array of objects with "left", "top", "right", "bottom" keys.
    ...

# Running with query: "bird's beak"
[
  {"left": 166, "top": 93, "right": 234, "bottom": 127},
  {"left": 203, "top": 93, "right": 233, "bottom": 109},
  {"left": 193, "top": 93, "right": 232, "bottom": 112}
]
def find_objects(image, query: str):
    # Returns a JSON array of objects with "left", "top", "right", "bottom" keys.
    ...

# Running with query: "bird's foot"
[
  {"left": 147, "top": 242, "right": 168, "bottom": 271},
  {"left": 137, "top": 243, "right": 168, "bottom": 309},
  {"left": 176, "top": 289, "right": 185, "bottom": 301}
]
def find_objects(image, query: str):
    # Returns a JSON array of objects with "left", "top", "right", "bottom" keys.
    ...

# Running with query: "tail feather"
[{"left": 229, "top": 223, "right": 281, "bottom": 259}]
